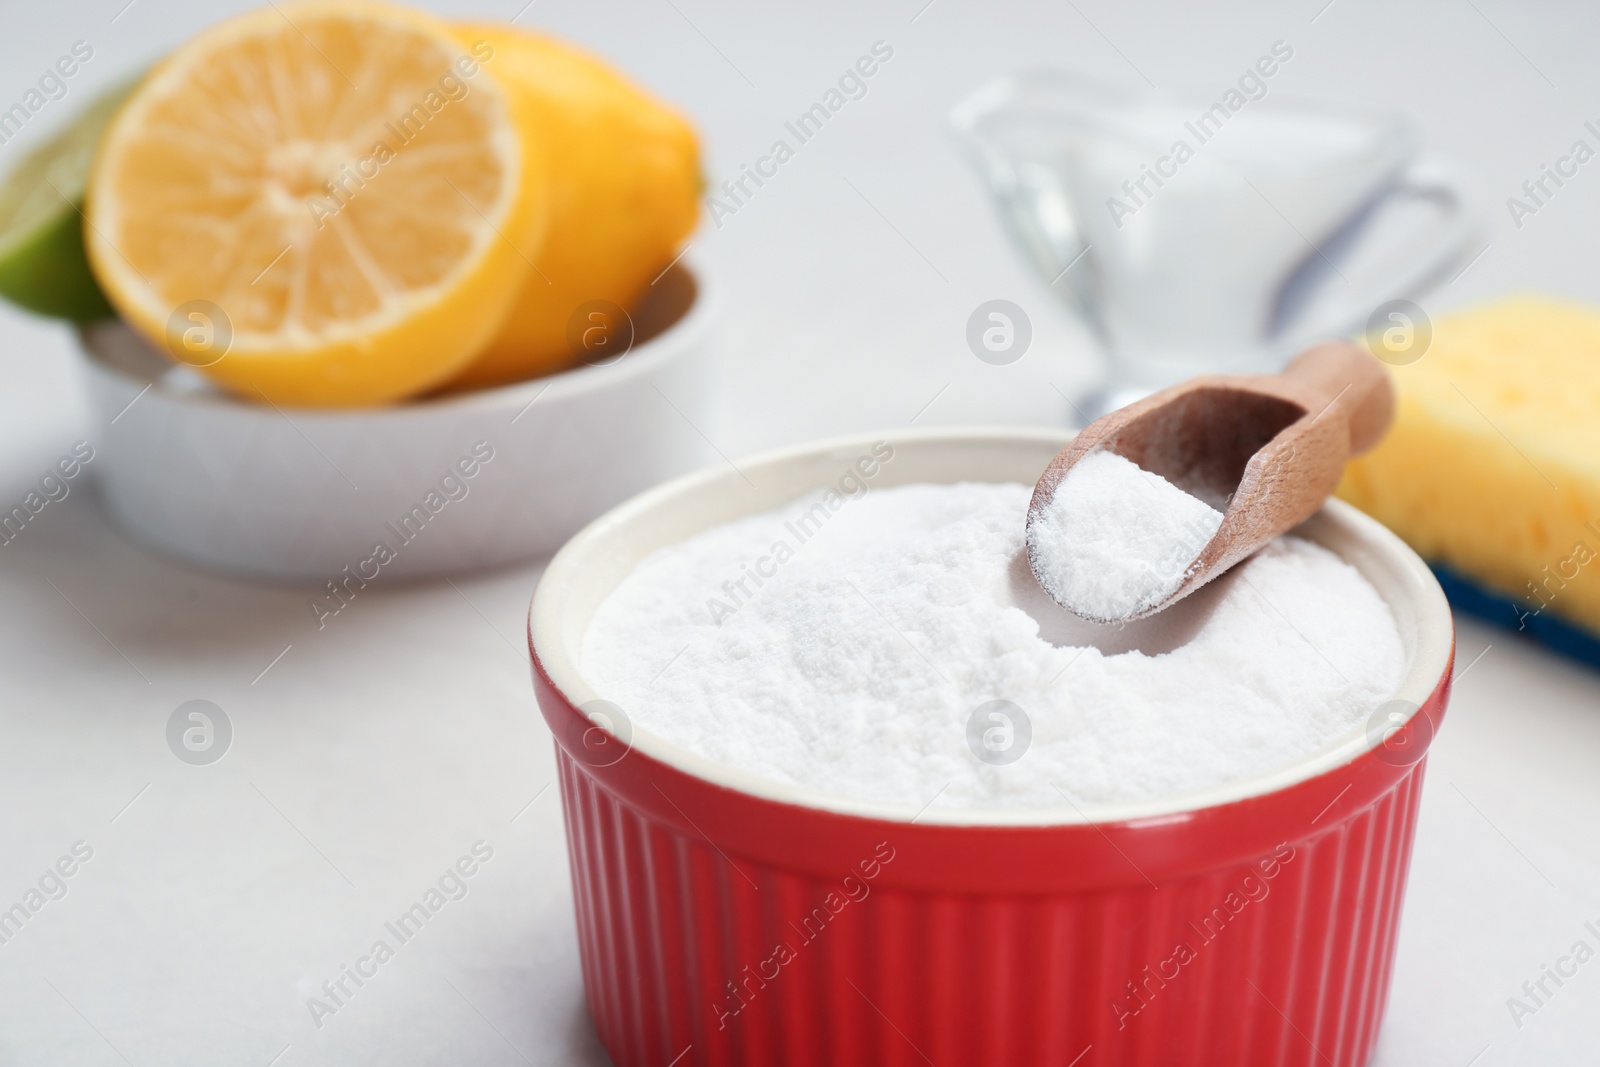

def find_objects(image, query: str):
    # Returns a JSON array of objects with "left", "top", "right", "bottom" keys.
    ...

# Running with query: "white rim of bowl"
[
  {"left": 531, "top": 426, "right": 1454, "bottom": 828},
  {"left": 78, "top": 258, "right": 716, "bottom": 417}
]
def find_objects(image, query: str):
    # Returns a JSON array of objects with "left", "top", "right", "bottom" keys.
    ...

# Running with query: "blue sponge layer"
[{"left": 1430, "top": 562, "right": 1600, "bottom": 669}]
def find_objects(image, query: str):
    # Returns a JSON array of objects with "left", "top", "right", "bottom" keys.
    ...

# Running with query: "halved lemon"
[{"left": 86, "top": 1, "right": 545, "bottom": 407}]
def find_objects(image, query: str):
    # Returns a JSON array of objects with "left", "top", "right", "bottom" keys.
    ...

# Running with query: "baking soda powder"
[
  {"left": 1029, "top": 451, "right": 1223, "bottom": 621},
  {"left": 581, "top": 482, "right": 1404, "bottom": 811}
]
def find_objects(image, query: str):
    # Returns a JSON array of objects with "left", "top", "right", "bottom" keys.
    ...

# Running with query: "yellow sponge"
[{"left": 1338, "top": 296, "right": 1600, "bottom": 635}]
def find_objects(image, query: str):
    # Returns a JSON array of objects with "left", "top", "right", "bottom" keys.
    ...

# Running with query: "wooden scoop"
[{"left": 1027, "top": 340, "right": 1395, "bottom": 621}]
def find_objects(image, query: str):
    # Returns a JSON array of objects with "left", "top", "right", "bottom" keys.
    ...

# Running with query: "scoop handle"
[{"left": 1280, "top": 341, "right": 1396, "bottom": 455}]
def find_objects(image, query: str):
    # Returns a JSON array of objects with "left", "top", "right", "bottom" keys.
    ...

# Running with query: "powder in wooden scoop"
[{"left": 1029, "top": 451, "right": 1224, "bottom": 621}]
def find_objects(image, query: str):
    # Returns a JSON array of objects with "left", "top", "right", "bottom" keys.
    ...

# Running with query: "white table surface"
[{"left": 2, "top": 1, "right": 1599, "bottom": 1064}]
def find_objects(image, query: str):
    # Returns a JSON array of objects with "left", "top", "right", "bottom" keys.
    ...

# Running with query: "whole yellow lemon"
[{"left": 448, "top": 25, "right": 700, "bottom": 390}]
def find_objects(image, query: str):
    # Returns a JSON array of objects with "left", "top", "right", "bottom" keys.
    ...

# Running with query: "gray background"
[{"left": 1, "top": 0, "right": 1597, "bottom": 1064}]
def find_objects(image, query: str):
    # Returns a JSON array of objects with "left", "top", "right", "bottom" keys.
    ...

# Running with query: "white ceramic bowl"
[{"left": 79, "top": 262, "right": 715, "bottom": 581}]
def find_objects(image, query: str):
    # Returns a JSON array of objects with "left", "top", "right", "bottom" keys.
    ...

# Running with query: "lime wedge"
[{"left": 0, "top": 80, "right": 135, "bottom": 321}]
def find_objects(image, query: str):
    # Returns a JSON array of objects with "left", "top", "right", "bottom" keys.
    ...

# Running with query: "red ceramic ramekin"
[{"left": 528, "top": 428, "right": 1454, "bottom": 1067}]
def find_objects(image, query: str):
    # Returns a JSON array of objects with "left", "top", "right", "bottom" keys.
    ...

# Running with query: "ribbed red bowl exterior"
[{"left": 535, "top": 652, "right": 1451, "bottom": 1067}]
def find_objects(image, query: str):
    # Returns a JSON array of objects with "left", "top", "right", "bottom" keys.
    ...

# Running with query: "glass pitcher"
[{"left": 952, "top": 71, "right": 1474, "bottom": 418}]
